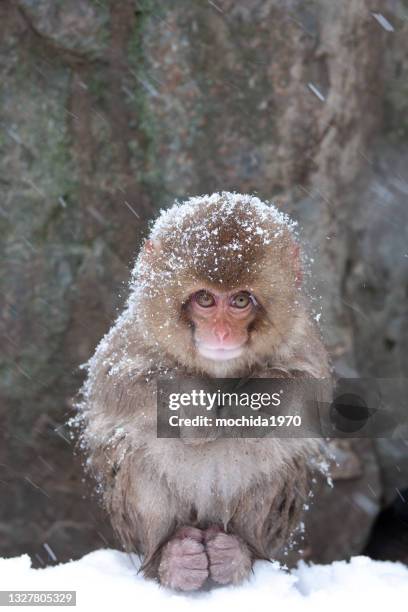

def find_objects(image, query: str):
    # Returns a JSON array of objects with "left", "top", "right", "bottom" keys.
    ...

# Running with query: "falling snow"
[
  {"left": 307, "top": 83, "right": 325, "bottom": 102},
  {"left": 372, "top": 13, "right": 395, "bottom": 32}
]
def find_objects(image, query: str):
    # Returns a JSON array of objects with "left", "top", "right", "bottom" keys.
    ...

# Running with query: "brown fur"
[{"left": 77, "top": 193, "right": 330, "bottom": 588}]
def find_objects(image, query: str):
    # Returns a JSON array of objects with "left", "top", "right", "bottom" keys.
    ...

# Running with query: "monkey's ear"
[
  {"left": 293, "top": 244, "right": 303, "bottom": 286},
  {"left": 144, "top": 239, "right": 161, "bottom": 254}
]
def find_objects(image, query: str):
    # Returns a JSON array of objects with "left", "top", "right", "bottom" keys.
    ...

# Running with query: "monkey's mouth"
[{"left": 196, "top": 344, "right": 244, "bottom": 361}]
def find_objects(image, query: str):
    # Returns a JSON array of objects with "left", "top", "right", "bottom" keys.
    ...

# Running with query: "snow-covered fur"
[{"left": 75, "top": 192, "right": 330, "bottom": 578}]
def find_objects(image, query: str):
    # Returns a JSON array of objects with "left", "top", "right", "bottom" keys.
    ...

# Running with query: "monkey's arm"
[{"left": 79, "top": 357, "right": 175, "bottom": 554}]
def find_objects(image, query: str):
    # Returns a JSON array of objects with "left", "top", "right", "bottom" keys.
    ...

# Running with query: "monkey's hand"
[
  {"left": 158, "top": 527, "right": 208, "bottom": 591},
  {"left": 205, "top": 527, "right": 252, "bottom": 585}
]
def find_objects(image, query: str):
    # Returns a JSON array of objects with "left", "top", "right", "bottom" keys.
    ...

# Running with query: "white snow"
[
  {"left": 372, "top": 13, "right": 394, "bottom": 32},
  {"left": 148, "top": 192, "right": 298, "bottom": 244},
  {"left": 1, "top": 550, "right": 408, "bottom": 611},
  {"left": 307, "top": 83, "right": 325, "bottom": 102}
]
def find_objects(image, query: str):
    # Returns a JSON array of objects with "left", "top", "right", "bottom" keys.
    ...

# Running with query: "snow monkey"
[{"left": 77, "top": 192, "right": 330, "bottom": 591}]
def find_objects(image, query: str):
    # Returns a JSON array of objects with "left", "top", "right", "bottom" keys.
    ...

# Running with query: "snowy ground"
[{"left": 1, "top": 550, "right": 408, "bottom": 611}]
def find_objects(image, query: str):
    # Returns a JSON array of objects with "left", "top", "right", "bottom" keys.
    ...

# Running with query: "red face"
[{"left": 187, "top": 289, "right": 258, "bottom": 361}]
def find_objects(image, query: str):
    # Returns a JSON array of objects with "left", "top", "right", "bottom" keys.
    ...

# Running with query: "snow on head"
[
  {"left": 131, "top": 191, "right": 298, "bottom": 299},
  {"left": 149, "top": 191, "right": 297, "bottom": 242}
]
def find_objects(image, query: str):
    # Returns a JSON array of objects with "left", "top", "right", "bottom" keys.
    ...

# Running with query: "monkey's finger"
[
  {"left": 161, "top": 565, "right": 208, "bottom": 591},
  {"left": 175, "top": 526, "right": 204, "bottom": 542},
  {"left": 179, "top": 539, "right": 205, "bottom": 555},
  {"left": 207, "top": 546, "right": 236, "bottom": 565},
  {"left": 208, "top": 544, "right": 252, "bottom": 585},
  {"left": 207, "top": 532, "right": 239, "bottom": 550},
  {"left": 170, "top": 538, "right": 204, "bottom": 557},
  {"left": 177, "top": 568, "right": 209, "bottom": 591},
  {"left": 203, "top": 525, "right": 223, "bottom": 543},
  {"left": 210, "top": 565, "right": 238, "bottom": 586},
  {"left": 179, "top": 552, "right": 209, "bottom": 570}
]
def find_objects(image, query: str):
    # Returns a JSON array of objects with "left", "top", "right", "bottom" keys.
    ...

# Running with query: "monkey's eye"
[
  {"left": 230, "top": 291, "right": 252, "bottom": 309},
  {"left": 194, "top": 290, "right": 216, "bottom": 308}
]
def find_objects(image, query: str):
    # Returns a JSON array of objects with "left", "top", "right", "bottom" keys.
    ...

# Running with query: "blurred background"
[{"left": 1, "top": 0, "right": 408, "bottom": 567}]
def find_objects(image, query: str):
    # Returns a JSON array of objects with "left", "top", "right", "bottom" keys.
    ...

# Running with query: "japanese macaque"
[{"left": 77, "top": 192, "right": 330, "bottom": 591}]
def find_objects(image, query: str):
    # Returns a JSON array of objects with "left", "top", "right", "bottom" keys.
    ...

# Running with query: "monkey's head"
[{"left": 132, "top": 192, "right": 304, "bottom": 376}]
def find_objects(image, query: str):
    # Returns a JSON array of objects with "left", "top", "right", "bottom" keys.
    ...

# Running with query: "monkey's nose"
[{"left": 215, "top": 328, "right": 229, "bottom": 342}]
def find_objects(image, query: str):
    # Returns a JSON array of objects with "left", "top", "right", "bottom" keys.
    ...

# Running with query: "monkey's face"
[
  {"left": 186, "top": 289, "right": 258, "bottom": 361},
  {"left": 134, "top": 194, "right": 302, "bottom": 375}
]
